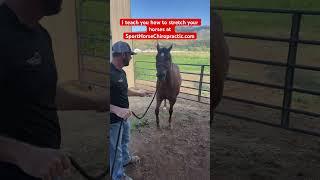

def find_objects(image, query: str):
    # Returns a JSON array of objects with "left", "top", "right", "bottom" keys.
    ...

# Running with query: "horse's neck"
[{"left": 165, "top": 63, "right": 174, "bottom": 87}]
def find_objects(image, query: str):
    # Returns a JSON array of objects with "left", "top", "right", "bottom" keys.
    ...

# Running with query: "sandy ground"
[
  {"left": 126, "top": 97, "right": 210, "bottom": 180},
  {"left": 213, "top": 99, "right": 320, "bottom": 180},
  {"left": 56, "top": 84, "right": 320, "bottom": 180},
  {"left": 58, "top": 110, "right": 109, "bottom": 180},
  {"left": 57, "top": 96, "right": 210, "bottom": 180}
]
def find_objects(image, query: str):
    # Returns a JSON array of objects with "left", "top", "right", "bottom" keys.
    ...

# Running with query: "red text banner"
[{"left": 120, "top": 18, "right": 201, "bottom": 40}]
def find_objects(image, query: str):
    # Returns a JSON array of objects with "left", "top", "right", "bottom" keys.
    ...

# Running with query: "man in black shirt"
[
  {"left": 0, "top": 0, "right": 109, "bottom": 179},
  {"left": 110, "top": 41, "right": 150, "bottom": 180}
]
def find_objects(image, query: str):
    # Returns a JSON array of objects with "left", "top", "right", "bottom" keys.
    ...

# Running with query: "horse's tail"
[{"left": 163, "top": 99, "right": 167, "bottom": 110}]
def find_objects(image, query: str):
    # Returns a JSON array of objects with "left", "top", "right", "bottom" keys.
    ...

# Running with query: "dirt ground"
[
  {"left": 213, "top": 99, "right": 320, "bottom": 180},
  {"left": 56, "top": 81, "right": 320, "bottom": 180},
  {"left": 57, "top": 95, "right": 210, "bottom": 180},
  {"left": 58, "top": 110, "right": 108, "bottom": 180},
  {"left": 126, "top": 97, "right": 210, "bottom": 180}
]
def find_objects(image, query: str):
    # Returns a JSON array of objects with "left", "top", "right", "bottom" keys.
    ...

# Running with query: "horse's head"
[{"left": 156, "top": 43, "right": 173, "bottom": 81}]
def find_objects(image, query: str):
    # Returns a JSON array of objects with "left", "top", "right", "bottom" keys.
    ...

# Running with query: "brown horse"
[{"left": 155, "top": 43, "right": 182, "bottom": 129}]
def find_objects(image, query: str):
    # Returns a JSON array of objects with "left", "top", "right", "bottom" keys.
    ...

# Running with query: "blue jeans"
[{"left": 109, "top": 119, "right": 131, "bottom": 180}]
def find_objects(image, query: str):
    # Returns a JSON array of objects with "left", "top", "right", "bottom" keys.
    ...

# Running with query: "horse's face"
[{"left": 156, "top": 43, "right": 173, "bottom": 81}]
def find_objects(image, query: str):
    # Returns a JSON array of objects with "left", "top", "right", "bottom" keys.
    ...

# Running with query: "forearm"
[
  {"left": 127, "top": 88, "right": 142, "bottom": 97},
  {"left": 0, "top": 136, "right": 29, "bottom": 165},
  {"left": 110, "top": 104, "right": 131, "bottom": 119}
]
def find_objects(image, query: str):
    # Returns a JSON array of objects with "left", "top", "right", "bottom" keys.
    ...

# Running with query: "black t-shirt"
[
  {"left": 110, "top": 63, "right": 129, "bottom": 123},
  {"left": 0, "top": 3, "right": 60, "bottom": 179}
]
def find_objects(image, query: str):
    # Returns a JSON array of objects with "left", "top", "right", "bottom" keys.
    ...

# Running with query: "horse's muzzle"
[{"left": 157, "top": 72, "right": 167, "bottom": 81}]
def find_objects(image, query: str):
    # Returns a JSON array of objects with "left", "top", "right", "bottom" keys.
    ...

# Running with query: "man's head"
[
  {"left": 112, "top": 41, "right": 136, "bottom": 68},
  {"left": 5, "top": 0, "right": 63, "bottom": 20}
]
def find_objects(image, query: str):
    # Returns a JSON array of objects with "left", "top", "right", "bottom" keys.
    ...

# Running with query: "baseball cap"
[{"left": 112, "top": 41, "right": 137, "bottom": 55}]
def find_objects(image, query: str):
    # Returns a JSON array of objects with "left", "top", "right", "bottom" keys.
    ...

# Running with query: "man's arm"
[
  {"left": 0, "top": 136, "right": 71, "bottom": 179},
  {"left": 128, "top": 88, "right": 151, "bottom": 97},
  {"left": 55, "top": 81, "right": 109, "bottom": 111},
  {"left": 0, "top": 136, "right": 22, "bottom": 165}
]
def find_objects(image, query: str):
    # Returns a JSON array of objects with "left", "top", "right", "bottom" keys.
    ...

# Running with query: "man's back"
[{"left": 0, "top": 2, "right": 60, "bottom": 152}]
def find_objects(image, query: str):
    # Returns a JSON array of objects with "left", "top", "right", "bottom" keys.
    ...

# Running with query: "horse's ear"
[
  {"left": 168, "top": 44, "right": 173, "bottom": 51},
  {"left": 156, "top": 43, "right": 160, "bottom": 51}
]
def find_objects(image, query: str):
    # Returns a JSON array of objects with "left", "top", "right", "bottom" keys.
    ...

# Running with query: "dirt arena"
[
  {"left": 213, "top": 98, "right": 320, "bottom": 180},
  {"left": 58, "top": 95, "right": 210, "bottom": 180},
  {"left": 125, "top": 97, "right": 210, "bottom": 180}
]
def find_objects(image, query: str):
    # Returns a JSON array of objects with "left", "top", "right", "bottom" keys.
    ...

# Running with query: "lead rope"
[
  {"left": 68, "top": 156, "right": 109, "bottom": 180},
  {"left": 68, "top": 121, "right": 123, "bottom": 180},
  {"left": 131, "top": 89, "right": 158, "bottom": 120},
  {"left": 69, "top": 89, "right": 157, "bottom": 180}
]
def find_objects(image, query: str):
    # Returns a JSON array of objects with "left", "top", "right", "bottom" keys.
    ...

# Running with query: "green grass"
[
  {"left": 130, "top": 117, "right": 150, "bottom": 132},
  {"left": 134, "top": 52, "right": 210, "bottom": 81},
  {"left": 212, "top": 0, "right": 320, "bottom": 40},
  {"left": 132, "top": 40, "right": 210, "bottom": 52}
]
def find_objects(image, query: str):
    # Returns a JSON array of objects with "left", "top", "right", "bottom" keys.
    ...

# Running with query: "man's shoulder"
[
  {"left": 39, "top": 25, "right": 52, "bottom": 42},
  {"left": 110, "top": 63, "right": 118, "bottom": 75},
  {"left": 121, "top": 69, "right": 127, "bottom": 75},
  {"left": 0, "top": 4, "right": 15, "bottom": 33},
  {"left": 0, "top": 6, "right": 19, "bottom": 50},
  {"left": 110, "top": 64, "right": 120, "bottom": 82}
]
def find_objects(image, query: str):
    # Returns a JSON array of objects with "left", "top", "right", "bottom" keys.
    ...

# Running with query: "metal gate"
[
  {"left": 214, "top": 7, "right": 320, "bottom": 136},
  {"left": 76, "top": 0, "right": 109, "bottom": 88}
]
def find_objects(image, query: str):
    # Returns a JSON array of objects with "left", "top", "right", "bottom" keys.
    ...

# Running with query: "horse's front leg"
[
  {"left": 155, "top": 97, "right": 163, "bottom": 129},
  {"left": 168, "top": 99, "right": 176, "bottom": 129}
]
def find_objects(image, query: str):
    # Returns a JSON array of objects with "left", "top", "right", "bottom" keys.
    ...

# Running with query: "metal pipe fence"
[
  {"left": 214, "top": 6, "right": 320, "bottom": 136},
  {"left": 134, "top": 60, "right": 210, "bottom": 105}
]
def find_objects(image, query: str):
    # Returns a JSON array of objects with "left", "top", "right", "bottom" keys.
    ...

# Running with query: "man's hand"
[
  {"left": 110, "top": 105, "right": 132, "bottom": 120},
  {"left": 138, "top": 90, "right": 153, "bottom": 97},
  {"left": 128, "top": 88, "right": 153, "bottom": 97},
  {"left": 16, "top": 145, "right": 71, "bottom": 180}
]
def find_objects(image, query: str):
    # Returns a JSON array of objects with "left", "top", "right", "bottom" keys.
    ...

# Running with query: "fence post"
[
  {"left": 281, "top": 13, "right": 302, "bottom": 128},
  {"left": 198, "top": 65, "right": 205, "bottom": 102}
]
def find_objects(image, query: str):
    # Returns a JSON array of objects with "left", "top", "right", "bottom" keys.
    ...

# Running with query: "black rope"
[
  {"left": 111, "top": 120, "right": 124, "bottom": 178},
  {"left": 69, "top": 156, "right": 109, "bottom": 180},
  {"left": 131, "top": 89, "right": 158, "bottom": 119},
  {"left": 68, "top": 120, "right": 123, "bottom": 180},
  {"left": 69, "top": 90, "right": 157, "bottom": 180}
]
